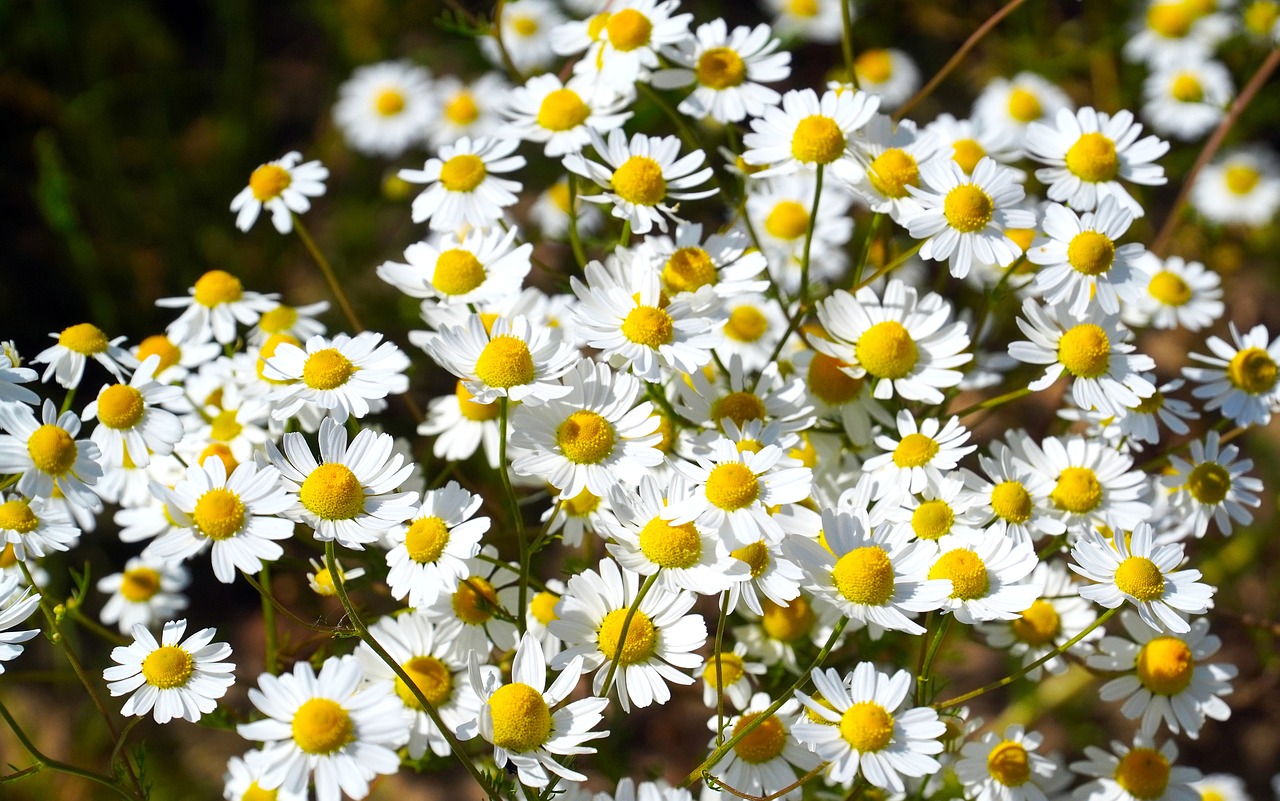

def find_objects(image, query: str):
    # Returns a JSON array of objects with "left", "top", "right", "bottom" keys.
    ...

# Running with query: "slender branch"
[
  {"left": 948, "top": 386, "right": 1033, "bottom": 419},
  {"left": 799, "top": 165, "right": 825, "bottom": 305},
  {"left": 259, "top": 564, "right": 278, "bottom": 674},
  {"left": 839, "top": 0, "right": 859, "bottom": 89},
  {"left": 706, "top": 761, "right": 829, "bottom": 801},
  {"left": 599, "top": 572, "right": 660, "bottom": 698},
  {"left": 490, "top": 0, "right": 525, "bottom": 83},
  {"left": 242, "top": 572, "right": 355, "bottom": 635},
  {"left": 291, "top": 214, "right": 363, "bottom": 334},
  {"left": 0, "top": 698, "right": 135, "bottom": 800},
  {"left": 851, "top": 212, "right": 883, "bottom": 287},
  {"left": 713, "top": 593, "right": 730, "bottom": 745},
  {"left": 498, "top": 398, "right": 530, "bottom": 636},
  {"left": 851, "top": 241, "right": 925, "bottom": 291}
]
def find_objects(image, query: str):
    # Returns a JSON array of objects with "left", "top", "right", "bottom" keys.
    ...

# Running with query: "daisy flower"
[
  {"left": 30, "top": 322, "right": 134, "bottom": 389},
  {"left": 304, "top": 556, "right": 365, "bottom": 597},
  {"left": 526, "top": 578, "right": 566, "bottom": 660},
  {"left": 742, "top": 87, "right": 879, "bottom": 176},
  {"left": 1027, "top": 197, "right": 1147, "bottom": 318},
  {"left": 0, "top": 573, "right": 39, "bottom": 673},
  {"left": 223, "top": 750, "right": 308, "bottom": 801},
  {"left": 651, "top": 20, "right": 790, "bottom": 124},
  {"left": 247, "top": 300, "right": 329, "bottom": 347},
  {"left": 1190, "top": 775, "right": 1251, "bottom": 801},
  {"left": 97, "top": 556, "right": 190, "bottom": 633},
  {"left": 884, "top": 476, "right": 985, "bottom": 546},
  {"left": 793, "top": 662, "right": 946, "bottom": 792},
  {"left": 1123, "top": 1, "right": 1233, "bottom": 68},
  {"left": 973, "top": 72, "right": 1073, "bottom": 145},
  {"left": 1182, "top": 323, "right": 1280, "bottom": 427},
  {"left": 1125, "top": 254, "right": 1223, "bottom": 332},
  {"left": 977, "top": 561, "right": 1102, "bottom": 680},
  {"left": 148, "top": 458, "right": 293, "bottom": 583},
  {"left": 1163, "top": 431, "right": 1262, "bottom": 538},
  {"left": 675, "top": 357, "right": 812, "bottom": 435},
  {"left": 901, "top": 157, "right": 1033, "bottom": 279},
  {"left": 83, "top": 355, "right": 184, "bottom": 468},
  {"left": 852, "top": 49, "right": 921, "bottom": 111},
  {"left": 725, "top": 536, "right": 805, "bottom": 617},
  {"left": 1017, "top": 434, "right": 1153, "bottom": 532},
  {"left": 383, "top": 480, "right": 488, "bottom": 609},
  {"left": 928, "top": 529, "right": 1040, "bottom": 624},
  {"left": 463, "top": 632, "right": 609, "bottom": 788},
  {"left": 716, "top": 294, "right": 792, "bottom": 371},
  {"left": 708, "top": 692, "right": 821, "bottom": 800},
  {"left": 562, "top": 0, "right": 692, "bottom": 92},
  {"left": 419, "top": 551, "right": 521, "bottom": 660},
  {"left": 1189, "top": 146, "right": 1280, "bottom": 226},
  {"left": 333, "top": 60, "right": 434, "bottom": 158},
  {"left": 550, "top": 558, "right": 707, "bottom": 711},
  {"left": 745, "top": 172, "right": 854, "bottom": 293},
  {"left": 157, "top": 269, "right": 278, "bottom": 346},
  {"left": 418, "top": 380, "right": 502, "bottom": 468},
  {"left": 836, "top": 115, "right": 941, "bottom": 220},
  {"left": 1071, "top": 523, "right": 1213, "bottom": 634},
  {"left": 354, "top": 612, "right": 487, "bottom": 759},
  {"left": 1096, "top": 375, "right": 1198, "bottom": 450},
  {"left": 530, "top": 178, "right": 603, "bottom": 238},
  {"left": 698, "top": 642, "right": 766, "bottom": 711},
  {"left": 925, "top": 113, "right": 1022, "bottom": 176},
  {"left": 735, "top": 591, "right": 841, "bottom": 672},
  {"left": 400, "top": 136, "right": 525, "bottom": 232},
  {"left": 237, "top": 656, "right": 407, "bottom": 801},
  {"left": 1141, "top": 61, "right": 1233, "bottom": 142},
  {"left": 104, "top": 619, "right": 234, "bottom": 724},
  {"left": 1008, "top": 299, "right": 1155, "bottom": 419},
  {"left": 271, "top": 416, "right": 417, "bottom": 549},
  {"left": 956, "top": 725, "right": 1060, "bottom": 801},
  {"left": 482, "top": 0, "right": 564, "bottom": 74},
  {"left": 1088, "top": 611, "right": 1236, "bottom": 739},
  {"left": 0, "top": 493, "right": 79, "bottom": 561},
  {"left": 229, "top": 151, "right": 328, "bottom": 234},
  {"left": 503, "top": 73, "right": 632, "bottom": 157},
  {"left": 862, "top": 411, "right": 976, "bottom": 498},
  {"left": 425, "top": 314, "right": 578, "bottom": 406},
  {"left": 1071, "top": 737, "right": 1201, "bottom": 801},
  {"left": 263, "top": 331, "right": 410, "bottom": 424},
  {"left": 0, "top": 399, "right": 102, "bottom": 509},
  {"left": 966, "top": 440, "right": 1066, "bottom": 544},
  {"left": 762, "top": 0, "right": 842, "bottom": 43},
  {"left": 813, "top": 279, "right": 971, "bottom": 404},
  {"left": 565, "top": 129, "right": 715, "bottom": 235},
  {"left": 1025, "top": 106, "right": 1168, "bottom": 217},
  {"left": 643, "top": 222, "right": 769, "bottom": 301},
  {"left": 0, "top": 342, "right": 37, "bottom": 411},
  {"left": 125, "top": 335, "right": 213, "bottom": 392},
  {"left": 425, "top": 73, "right": 507, "bottom": 149}
]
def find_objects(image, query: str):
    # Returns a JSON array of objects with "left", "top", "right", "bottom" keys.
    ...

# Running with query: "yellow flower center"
[
  {"left": 258, "top": 334, "right": 300, "bottom": 385},
  {"left": 1114, "top": 556, "right": 1166, "bottom": 601},
  {"left": 856, "top": 49, "right": 894, "bottom": 83},
  {"left": 606, "top": 8, "right": 652, "bottom": 51},
  {"left": 808, "top": 352, "right": 862, "bottom": 405},
  {"left": 764, "top": 200, "right": 810, "bottom": 240},
  {"left": 444, "top": 92, "right": 479, "bottom": 125},
  {"left": 639, "top": 516, "right": 703, "bottom": 569},
  {"left": 950, "top": 139, "right": 987, "bottom": 175},
  {"left": 611, "top": 156, "right": 667, "bottom": 206},
  {"left": 597, "top": 608, "right": 658, "bottom": 665},
  {"left": 140, "top": 645, "right": 193, "bottom": 690},
  {"left": 1057, "top": 324, "right": 1111, "bottom": 379},
  {"left": 97, "top": 384, "right": 146, "bottom": 430},
  {"left": 455, "top": 380, "right": 501, "bottom": 421},
  {"left": 512, "top": 15, "right": 539, "bottom": 36},
  {"left": 840, "top": 702, "right": 895, "bottom": 753},
  {"left": 1170, "top": 73, "right": 1204, "bottom": 102},
  {"left": 209, "top": 409, "right": 243, "bottom": 442},
  {"left": 1226, "top": 347, "right": 1278, "bottom": 394},
  {"left": 987, "top": 740, "right": 1032, "bottom": 787},
  {"left": 292, "top": 698, "right": 354, "bottom": 755},
  {"left": 299, "top": 463, "right": 364, "bottom": 521},
  {"left": 1224, "top": 164, "right": 1261, "bottom": 195},
  {"left": 249, "top": 164, "right": 292, "bottom": 202},
  {"left": 1067, "top": 231, "right": 1116, "bottom": 277},
  {"left": 725, "top": 307, "right": 769, "bottom": 343},
  {"left": 27, "top": 425, "right": 77, "bottom": 477},
  {"left": 1137, "top": 636, "right": 1195, "bottom": 695},
  {"left": 531, "top": 590, "right": 560, "bottom": 625},
  {"left": 488, "top": 683, "right": 552, "bottom": 752},
  {"left": 193, "top": 270, "right": 244, "bottom": 308},
  {"left": 475, "top": 335, "right": 535, "bottom": 389},
  {"left": 452, "top": 576, "right": 499, "bottom": 625},
  {"left": 1007, "top": 88, "right": 1043, "bottom": 123},
  {"left": 433, "top": 250, "right": 487, "bottom": 296},
  {"left": 1065, "top": 133, "right": 1120, "bottom": 183},
  {"left": 911, "top": 500, "right": 954, "bottom": 541},
  {"left": 1186, "top": 462, "right": 1231, "bottom": 505},
  {"left": 787, "top": 0, "right": 819, "bottom": 16},
  {"left": 1245, "top": 1, "right": 1280, "bottom": 35},
  {"left": 696, "top": 47, "right": 747, "bottom": 89},
  {"left": 537, "top": 88, "right": 591, "bottom": 132},
  {"left": 944, "top": 184, "right": 994, "bottom": 233},
  {"left": 856, "top": 321, "right": 919, "bottom": 379},
  {"left": 893, "top": 433, "right": 940, "bottom": 468},
  {"left": 705, "top": 463, "right": 760, "bottom": 511},
  {"left": 991, "top": 481, "right": 1033, "bottom": 524},
  {"left": 621, "top": 305, "right": 675, "bottom": 347},
  {"left": 1148, "top": 271, "right": 1191, "bottom": 306},
  {"left": 395, "top": 655, "right": 453, "bottom": 709},
  {"left": 557, "top": 410, "right": 616, "bottom": 464},
  {"left": 732, "top": 540, "right": 770, "bottom": 578},
  {"left": 374, "top": 88, "right": 405, "bottom": 117},
  {"left": 1050, "top": 466, "right": 1103, "bottom": 514},
  {"left": 439, "top": 154, "right": 488, "bottom": 193},
  {"left": 0, "top": 500, "right": 39, "bottom": 534},
  {"left": 58, "top": 322, "right": 109, "bottom": 355},
  {"left": 701, "top": 652, "right": 745, "bottom": 688},
  {"left": 1148, "top": 2, "right": 1193, "bottom": 37},
  {"left": 832, "top": 546, "right": 895, "bottom": 606},
  {"left": 1012, "top": 600, "right": 1061, "bottom": 645},
  {"left": 192, "top": 488, "right": 246, "bottom": 541},
  {"left": 1115, "top": 748, "right": 1171, "bottom": 801},
  {"left": 710, "top": 392, "right": 766, "bottom": 429},
  {"left": 930, "top": 549, "right": 990, "bottom": 600},
  {"left": 404, "top": 516, "right": 450, "bottom": 564},
  {"left": 761, "top": 596, "right": 814, "bottom": 642},
  {"left": 663, "top": 247, "right": 717, "bottom": 293},
  {"left": 241, "top": 782, "right": 278, "bottom": 801},
  {"left": 200, "top": 443, "right": 238, "bottom": 475},
  {"left": 1006, "top": 227, "right": 1037, "bottom": 253},
  {"left": 732, "top": 713, "right": 787, "bottom": 763},
  {"left": 120, "top": 567, "right": 161, "bottom": 602},
  {"left": 562, "top": 488, "right": 601, "bottom": 517},
  {"left": 791, "top": 115, "right": 846, "bottom": 165},
  {"left": 868, "top": 148, "right": 920, "bottom": 199},
  {"left": 136, "top": 334, "right": 181, "bottom": 373}
]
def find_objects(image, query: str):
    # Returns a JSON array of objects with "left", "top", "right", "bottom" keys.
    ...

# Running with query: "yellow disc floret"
[
  {"left": 439, "top": 154, "right": 487, "bottom": 193},
  {"left": 808, "top": 352, "right": 862, "bottom": 405},
  {"left": 299, "top": 463, "right": 364, "bottom": 521},
  {"left": 622, "top": 305, "right": 675, "bottom": 347},
  {"left": 0, "top": 500, "right": 39, "bottom": 534},
  {"left": 444, "top": 92, "right": 479, "bottom": 125},
  {"left": 531, "top": 591, "right": 560, "bottom": 625},
  {"left": 395, "top": 655, "right": 453, "bottom": 709},
  {"left": 1065, "top": 133, "right": 1120, "bottom": 183},
  {"left": 725, "top": 306, "right": 768, "bottom": 343},
  {"left": 1226, "top": 347, "right": 1278, "bottom": 394},
  {"left": 987, "top": 740, "right": 1032, "bottom": 787},
  {"left": 732, "top": 713, "right": 787, "bottom": 763},
  {"left": 1067, "top": 231, "right": 1116, "bottom": 276},
  {"left": 1186, "top": 462, "right": 1230, "bottom": 505},
  {"left": 710, "top": 392, "right": 766, "bottom": 428},
  {"left": 141, "top": 645, "right": 194, "bottom": 690},
  {"left": 929, "top": 549, "right": 989, "bottom": 600},
  {"left": 764, "top": 200, "right": 810, "bottom": 241},
  {"left": 1147, "top": 2, "right": 1193, "bottom": 37},
  {"left": 1148, "top": 272, "right": 1191, "bottom": 306},
  {"left": 597, "top": 608, "right": 658, "bottom": 665},
  {"left": 1170, "top": 73, "right": 1203, "bottom": 103},
  {"left": 1012, "top": 600, "right": 1061, "bottom": 646},
  {"left": 761, "top": 596, "right": 814, "bottom": 642},
  {"left": 1115, "top": 556, "right": 1166, "bottom": 602},
  {"left": 951, "top": 139, "right": 987, "bottom": 174},
  {"left": 193, "top": 270, "right": 244, "bottom": 308},
  {"left": 839, "top": 701, "right": 895, "bottom": 752},
  {"left": 475, "top": 335, "right": 536, "bottom": 389},
  {"left": 249, "top": 164, "right": 291, "bottom": 202},
  {"left": 404, "top": 516, "right": 450, "bottom": 564},
  {"left": 856, "top": 49, "right": 894, "bottom": 84},
  {"left": 1057, "top": 324, "right": 1111, "bottom": 379},
  {"left": 456, "top": 380, "right": 502, "bottom": 421},
  {"left": 663, "top": 247, "right": 717, "bottom": 293},
  {"left": 732, "top": 540, "right": 770, "bottom": 578},
  {"left": 1007, "top": 88, "right": 1043, "bottom": 123},
  {"left": 433, "top": 250, "right": 487, "bottom": 296},
  {"left": 639, "top": 516, "right": 703, "bottom": 569},
  {"left": 488, "top": 683, "right": 552, "bottom": 752},
  {"left": 192, "top": 488, "right": 245, "bottom": 541},
  {"left": 1224, "top": 164, "right": 1261, "bottom": 195},
  {"left": 136, "top": 334, "right": 182, "bottom": 373},
  {"left": 96, "top": 384, "right": 146, "bottom": 430},
  {"left": 791, "top": 115, "right": 846, "bottom": 165},
  {"left": 120, "top": 567, "right": 161, "bottom": 602},
  {"left": 557, "top": 410, "right": 616, "bottom": 464},
  {"left": 696, "top": 47, "right": 747, "bottom": 89},
  {"left": 1050, "top": 466, "right": 1103, "bottom": 514},
  {"left": 943, "top": 184, "right": 994, "bottom": 233},
  {"left": 606, "top": 8, "right": 652, "bottom": 50},
  {"left": 58, "top": 323, "right": 109, "bottom": 355},
  {"left": 537, "top": 89, "right": 591, "bottom": 132},
  {"left": 292, "top": 698, "right": 354, "bottom": 755},
  {"left": 702, "top": 652, "right": 745, "bottom": 688},
  {"left": 705, "top": 463, "right": 760, "bottom": 511},
  {"left": 856, "top": 321, "right": 919, "bottom": 379},
  {"left": 1114, "top": 747, "right": 1171, "bottom": 800},
  {"left": 832, "top": 546, "right": 895, "bottom": 606},
  {"left": 27, "top": 425, "right": 77, "bottom": 476},
  {"left": 612, "top": 156, "right": 667, "bottom": 205},
  {"left": 868, "top": 148, "right": 920, "bottom": 198},
  {"left": 452, "top": 576, "right": 499, "bottom": 625},
  {"left": 374, "top": 88, "right": 405, "bottom": 116},
  {"left": 893, "top": 433, "right": 939, "bottom": 468},
  {"left": 1137, "top": 636, "right": 1195, "bottom": 695},
  {"left": 911, "top": 500, "right": 954, "bottom": 541},
  {"left": 991, "top": 481, "right": 1033, "bottom": 524}
]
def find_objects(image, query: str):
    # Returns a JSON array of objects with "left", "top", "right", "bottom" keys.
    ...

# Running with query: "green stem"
[
  {"left": 498, "top": 398, "right": 530, "bottom": 636},
  {"left": 851, "top": 241, "right": 924, "bottom": 292},
  {"left": 599, "top": 572, "right": 660, "bottom": 699},
  {"left": 619, "top": 219, "right": 632, "bottom": 249},
  {"left": 798, "top": 165, "right": 824, "bottom": 306},
  {"left": 839, "top": 0, "right": 859, "bottom": 88},
  {"left": 947, "top": 386, "right": 1032, "bottom": 419},
  {"left": 713, "top": 593, "right": 730, "bottom": 745},
  {"left": 292, "top": 213, "right": 363, "bottom": 334},
  {"left": 259, "top": 564, "right": 278, "bottom": 674},
  {"left": 916, "top": 615, "right": 953, "bottom": 705},
  {"left": 851, "top": 212, "right": 883, "bottom": 286},
  {"left": 566, "top": 174, "right": 588, "bottom": 269},
  {"left": 68, "top": 607, "right": 130, "bottom": 647},
  {"left": 0, "top": 698, "right": 136, "bottom": 800},
  {"left": 59, "top": 387, "right": 78, "bottom": 416},
  {"left": 490, "top": 0, "right": 525, "bottom": 83},
  {"left": 242, "top": 572, "right": 355, "bottom": 635}
]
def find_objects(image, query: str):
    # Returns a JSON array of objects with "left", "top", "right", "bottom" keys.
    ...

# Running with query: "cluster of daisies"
[{"left": 3, "top": 0, "right": 1280, "bottom": 800}]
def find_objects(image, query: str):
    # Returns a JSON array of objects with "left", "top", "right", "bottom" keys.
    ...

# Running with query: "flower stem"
[
  {"left": 291, "top": 213, "right": 364, "bottom": 334},
  {"left": 0, "top": 698, "right": 136, "bottom": 800},
  {"left": 498, "top": 397, "right": 530, "bottom": 636},
  {"left": 259, "top": 563, "right": 278, "bottom": 674},
  {"left": 799, "top": 165, "right": 825, "bottom": 305},
  {"left": 839, "top": 0, "right": 859, "bottom": 89},
  {"left": 851, "top": 241, "right": 925, "bottom": 291},
  {"left": 947, "top": 386, "right": 1033, "bottom": 419},
  {"left": 599, "top": 571, "right": 660, "bottom": 699},
  {"left": 713, "top": 593, "right": 730, "bottom": 744}
]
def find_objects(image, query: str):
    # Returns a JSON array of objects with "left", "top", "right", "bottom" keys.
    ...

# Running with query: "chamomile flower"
[
  {"left": 1190, "top": 775, "right": 1251, "bottom": 801},
  {"left": 97, "top": 556, "right": 190, "bottom": 633},
  {"left": 836, "top": 115, "right": 941, "bottom": 219},
  {"left": 264, "top": 331, "right": 409, "bottom": 424},
  {"left": 793, "top": 662, "right": 946, "bottom": 792},
  {"left": 0, "top": 343, "right": 37, "bottom": 411},
  {"left": 955, "top": 726, "right": 1060, "bottom": 801},
  {"left": 304, "top": 556, "right": 365, "bottom": 597},
  {"left": 400, "top": 136, "right": 526, "bottom": 232},
  {"left": 651, "top": 20, "right": 790, "bottom": 124},
  {"left": 384, "top": 481, "right": 488, "bottom": 609},
  {"left": 852, "top": 49, "right": 920, "bottom": 111},
  {"left": 157, "top": 269, "right": 279, "bottom": 346},
  {"left": 148, "top": 458, "right": 293, "bottom": 583},
  {"left": 1027, "top": 197, "right": 1147, "bottom": 318},
  {"left": 104, "top": 619, "right": 234, "bottom": 724},
  {"left": 974, "top": 72, "right": 1073, "bottom": 144},
  {"left": 0, "top": 493, "right": 78, "bottom": 561},
  {"left": 1088, "top": 611, "right": 1236, "bottom": 739},
  {"left": 885, "top": 476, "right": 985, "bottom": 547},
  {"left": 426, "top": 73, "right": 508, "bottom": 149},
  {"left": 83, "top": 356, "right": 183, "bottom": 468},
  {"left": 1125, "top": 254, "right": 1224, "bottom": 332},
  {"left": 725, "top": 537, "right": 805, "bottom": 617},
  {"left": 1025, "top": 107, "right": 1168, "bottom": 217},
  {"left": 526, "top": 579, "right": 566, "bottom": 659},
  {"left": 419, "top": 380, "right": 502, "bottom": 468},
  {"left": 229, "top": 151, "right": 328, "bottom": 234},
  {"left": 967, "top": 440, "right": 1066, "bottom": 544},
  {"left": 813, "top": 279, "right": 971, "bottom": 404},
  {"left": 271, "top": 416, "right": 417, "bottom": 549},
  {"left": 675, "top": 357, "right": 812, "bottom": 435},
  {"left": 237, "top": 656, "right": 407, "bottom": 801},
  {"left": 901, "top": 157, "right": 1033, "bottom": 279},
  {"left": 563, "top": 0, "right": 692, "bottom": 92},
  {"left": 709, "top": 692, "right": 821, "bottom": 800},
  {"left": 0, "top": 399, "right": 102, "bottom": 508},
  {"left": 550, "top": 558, "right": 707, "bottom": 711},
  {"left": 1017, "top": 434, "right": 1153, "bottom": 532},
  {"left": 31, "top": 322, "right": 134, "bottom": 388},
  {"left": 530, "top": 178, "right": 603, "bottom": 238},
  {"left": 698, "top": 642, "right": 766, "bottom": 711},
  {"left": 464, "top": 632, "right": 609, "bottom": 788},
  {"left": 1071, "top": 737, "right": 1201, "bottom": 801},
  {"left": 223, "top": 750, "right": 308, "bottom": 801},
  {"left": 1163, "top": 431, "right": 1262, "bottom": 538},
  {"left": 763, "top": 0, "right": 843, "bottom": 43},
  {"left": 247, "top": 301, "right": 329, "bottom": 347},
  {"left": 1189, "top": 146, "right": 1280, "bottom": 226},
  {"left": 1071, "top": 523, "right": 1213, "bottom": 634},
  {"left": 333, "top": 60, "right": 434, "bottom": 158},
  {"left": 863, "top": 411, "right": 975, "bottom": 498},
  {"left": 1100, "top": 375, "right": 1198, "bottom": 449},
  {"left": 926, "top": 113, "right": 1022, "bottom": 176},
  {"left": 927, "top": 529, "right": 1040, "bottom": 624},
  {"left": 566, "top": 129, "right": 715, "bottom": 235},
  {"left": 420, "top": 552, "right": 521, "bottom": 660},
  {"left": 483, "top": 0, "right": 564, "bottom": 73},
  {"left": 504, "top": 73, "right": 632, "bottom": 157},
  {"left": 425, "top": 314, "right": 578, "bottom": 405},
  {"left": 1008, "top": 299, "right": 1155, "bottom": 419},
  {"left": 742, "top": 88, "right": 879, "bottom": 176},
  {"left": 1183, "top": 323, "right": 1280, "bottom": 427},
  {"left": 977, "top": 561, "right": 1102, "bottom": 679},
  {"left": 0, "top": 574, "right": 39, "bottom": 673},
  {"left": 746, "top": 172, "right": 854, "bottom": 292},
  {"left": 1124, "top": 1, "right": 1233, "bottom": 68},
  {"left": 1142, "top": 61, "right": 1233, "bottom": 142}
]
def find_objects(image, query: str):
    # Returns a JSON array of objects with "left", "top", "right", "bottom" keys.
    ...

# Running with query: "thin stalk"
[
  {"left": 851, "top": 241, "right": 925, "bottom": 292},
  {"left": 839, "top": 0, "right": 859, "bottom": 89},
  {"left": 259, "top": 564, "right": 278, "bottom": 674},
  {"left": 851, "top": 212, "right": 883, "bottom": 286},
  {"left": 713, "top": 593, "right": 730, "bottom": 745},
  {"left": 798, "top": 165, "right": 825, "bottom": 305},
  {"left": 242, "top": 572, "right": 355, "bottom": 635},
  {"left": 708, "top": 761, "right": 829, "bottom": 801},
  {"left": 498, "top": 398, "right": 530, "bottom": 635},
  {"left": 59, "top": 387, "right": 78, "bottom": 416},
  {"left": 68, "top": 607, "right": 130, "bottom": 647},
  {"left": 291, "top": 214, "right": 363, "bottom": 334},
  {"left": 0, "top": 698, "right": 135, "bottom": 800},
  {"left": 948, "top": 386, "right": 1033, "bottom": 419},
  {"left": 599, "top": 572, "right": 660, "bottom": 698},
  {"left": 916, "top": 615, "right": 953, "bottom": 705},
  {"left": 619, "top": 219, "right": 632, "bottom": 249},
  {"left": 490, "top": 0, "right": 525, "bottom": 83}
]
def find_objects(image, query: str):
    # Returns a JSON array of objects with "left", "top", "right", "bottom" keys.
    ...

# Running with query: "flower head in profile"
[
  {"left": 156, "top": 269, "right": 279, "bottom": 346},
  {"left": 230, "top": 151, "right": 328, "bottom": 234},
  {"left": 31, "top": 322, "right": 134, "bottom": 389},
  {"left": 104, "top": 619, "right": 234, "bottom": 724}
]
